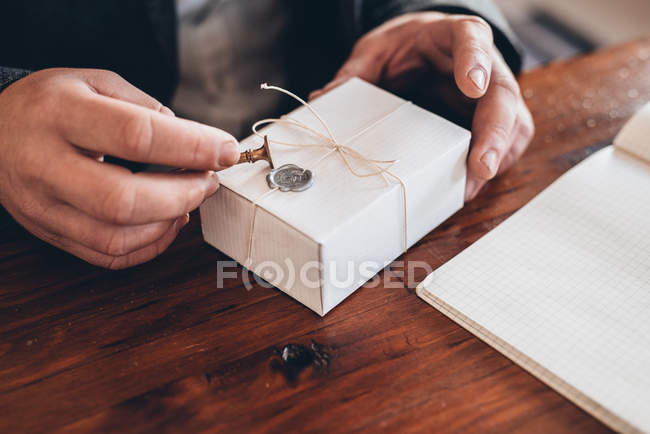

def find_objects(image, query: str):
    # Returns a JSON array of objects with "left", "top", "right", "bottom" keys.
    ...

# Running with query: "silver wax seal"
[{"left": 266, "top": 164, "right": 313, "bottom": 192}]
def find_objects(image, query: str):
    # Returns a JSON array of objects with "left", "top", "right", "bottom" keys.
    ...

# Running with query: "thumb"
[
  {"left": 448, "top": 16, "right": 494, "bottom": 99},
  {"left": 309, "top": 51, "right": 384, "bottom": 100}
]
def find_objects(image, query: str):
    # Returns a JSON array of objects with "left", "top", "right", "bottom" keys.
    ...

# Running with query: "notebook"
[{"left": 417, "top": 102, "right": 650, "bottom": 434}]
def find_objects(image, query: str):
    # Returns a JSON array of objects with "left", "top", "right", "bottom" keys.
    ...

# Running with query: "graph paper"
[{"left": 418, "top": 139, "right": 650, "bottom": 433}]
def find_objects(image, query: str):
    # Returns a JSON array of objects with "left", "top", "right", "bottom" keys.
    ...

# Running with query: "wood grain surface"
[{"left": 1, "top": 37, "right": 649, "bottom": 433}]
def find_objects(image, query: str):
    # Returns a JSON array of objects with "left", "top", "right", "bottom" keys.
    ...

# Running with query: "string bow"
[{"left": 245, "top": 83, "right": 409, "bottom": 267}]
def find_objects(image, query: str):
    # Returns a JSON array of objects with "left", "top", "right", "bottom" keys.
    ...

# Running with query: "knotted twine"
[{"left": 244, "top": 83, "right": 410, "bottom": 268}]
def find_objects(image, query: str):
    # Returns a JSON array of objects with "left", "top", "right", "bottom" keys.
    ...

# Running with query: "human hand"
[
  {"left": 0, "top": 68, "right": 240, "bottom": 268},
  {"left": 311, "top": 12, "right": 534, "bottom": 201}
]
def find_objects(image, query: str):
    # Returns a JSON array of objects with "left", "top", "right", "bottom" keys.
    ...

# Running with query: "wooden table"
[{"left": 2, "top": 37, "right": 650, "bottom": 433}]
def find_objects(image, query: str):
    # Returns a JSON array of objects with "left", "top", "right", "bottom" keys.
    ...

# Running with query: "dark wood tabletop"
[{"left": 2, "top": 37, "right": 650, "bottom": 433}]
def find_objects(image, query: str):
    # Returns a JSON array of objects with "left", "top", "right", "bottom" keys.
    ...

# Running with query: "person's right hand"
[{"left": 0, "top": 68, "right": 240, "bottom": 269}]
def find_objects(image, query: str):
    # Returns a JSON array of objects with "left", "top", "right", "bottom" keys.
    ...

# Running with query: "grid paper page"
[{"left": 417, "top": 146, "right": 650, "bottom": 434}]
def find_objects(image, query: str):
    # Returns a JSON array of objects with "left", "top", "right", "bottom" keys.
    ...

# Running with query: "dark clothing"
[
  {"left": 0, "top": 0, "right": 521, "bottom": 102},
  {"left": 0, "top": 1, "right": 178, "bottom": 100}
]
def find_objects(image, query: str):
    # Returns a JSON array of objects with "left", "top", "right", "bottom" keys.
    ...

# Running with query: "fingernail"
[
  {"left": 468, "top": 67, "right": 487, "bottom": 91},
  {"left": 219, "top": 140, "right": 240, "bottom": 167},
  {"left": 206, "top": 171, "right": 220, "bottom": 196},
  {"left": 480, "top": 150, "right": 498, "bottom": 177}
]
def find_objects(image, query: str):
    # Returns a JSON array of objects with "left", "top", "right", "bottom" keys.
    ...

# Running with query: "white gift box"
[{"left": 200, "top": 78, "right": 470, "bottom": 315}]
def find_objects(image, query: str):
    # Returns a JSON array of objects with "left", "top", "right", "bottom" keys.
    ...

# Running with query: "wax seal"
[{"left": 266, "top": 164, "right": 313, "bottom": 192}]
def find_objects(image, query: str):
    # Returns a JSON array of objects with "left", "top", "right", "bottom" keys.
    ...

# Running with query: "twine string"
[{"left": 244, "top": 83, "right": 410, "bottom": 268}]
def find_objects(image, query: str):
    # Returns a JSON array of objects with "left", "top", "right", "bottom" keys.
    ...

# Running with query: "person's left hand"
[{"left": 310, "top": 12, "right": 534, "bottom": 201}]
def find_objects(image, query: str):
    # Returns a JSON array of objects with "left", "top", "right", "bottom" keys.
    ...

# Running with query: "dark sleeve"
[
  {"left": 0, "top": 67, "right": 30, "bottom": 93},
  {"left": 359, "top": 0, "right": 523, "bottom": 75}
]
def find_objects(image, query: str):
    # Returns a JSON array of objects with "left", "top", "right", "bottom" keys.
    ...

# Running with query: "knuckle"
[
  {"left": 521, "top": 116, "right": 536, "bottom": 140},
  {"left": 152, "top": 101, "right": 166, "bottom": 114},
  {"left": 82, "top": 70, "right": 125, "bottom": 99},
  {"left": 17, "top": 196, "right": 45, "bottom": 220},
  {"left": 188, "top": 183, "right": 208, "bottom": 209},
  {"left": 456, "top": 15, "right": 493, "bottom": 36},
  {"left": 86, "top": 68, "right": 122, "bottom": 85},
  {"left": 190, "top": 129, "right": 211, "bottom": 167},
  {"left": 102, "top": 69, "right": 123, "bottom": 82},
  {"left": 492, "top": 76, "right": 520, "bottom": 100},
  {"left": 185, "top": 175, "right": 214, "bottom": 209},
  {"left": 92, "top": 70, "right": 123, "bottom": 93},
  {"left": 458, "top": 40, "right": 491, "bottom": 60},
  {"left": 121, "top": 113, "right": 154, "bottom": 158},
  {"left": 102, "top": 182, "right": 137, "bottom": 224},
  {"left": 489, "top": 124, "right": 511, "bottom": 147}
]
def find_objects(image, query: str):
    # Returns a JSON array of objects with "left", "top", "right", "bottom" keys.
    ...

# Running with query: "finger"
[
  {"left": 28, "top": 199, "right": 184, "bottom": 256},
  {"left": 45, "top": 152, "right": 220, "bottom": 224},
  {"left": 309, "top": 48, "right": 386, "bottom": 100},
  {"left": 79, "top": 69, "right": 175, "bottom": 116},
  {"left": 309, "top": 77, "right": 349, "bottom": 101},
  {"left": 449, "top": 16, "right": 494, "bottom": 99},
  {"left": 103, "top": 217, "right": 183, "bottom": 269},
  {"left": 33, "top": 214, "right": 186, "bottom": 269},
  {"left": 498, "top": 102, "right": 535, "bottom": 175},
  {"left": 467, "top": 56, "right": 519, "bottom": 181},
  {"left": 465, "top": 100, "right": 533, "bottom": 202},
  {"left": 464, "top": 175, "right": 487, "bottom": 202},
  {"left": 58, "top": 91, "right": 239, "bottom": 170}
]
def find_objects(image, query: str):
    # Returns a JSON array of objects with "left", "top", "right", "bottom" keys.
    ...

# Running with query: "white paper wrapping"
[{"left": 200, "top": 78, "right": 470, "bottom": 315}]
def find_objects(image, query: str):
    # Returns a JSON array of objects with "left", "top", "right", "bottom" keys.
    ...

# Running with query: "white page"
[{"left": 418, "top": 143, "right": 650, "bottom": 433}]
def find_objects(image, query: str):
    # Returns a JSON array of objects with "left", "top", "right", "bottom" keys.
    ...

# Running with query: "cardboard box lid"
[{"left": 217, "top": 78, "right": 470, "bottom": 244}]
